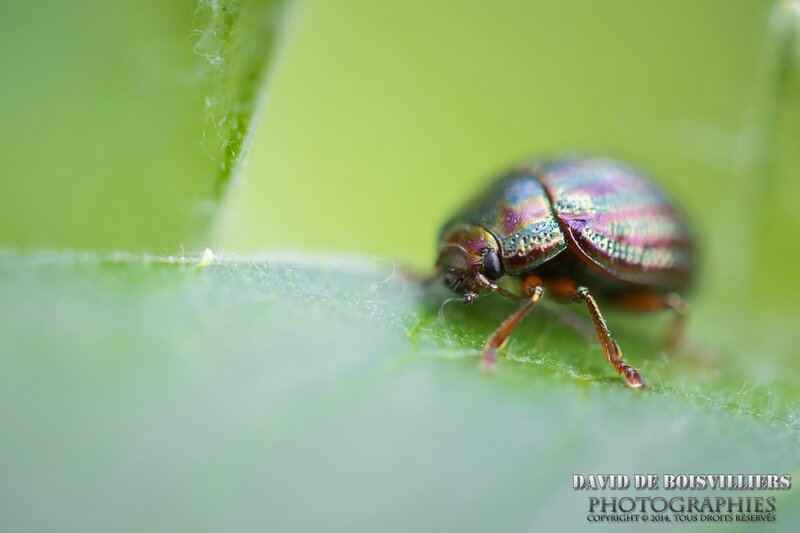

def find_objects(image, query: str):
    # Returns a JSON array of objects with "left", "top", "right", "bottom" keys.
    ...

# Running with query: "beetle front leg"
[
  {"left": 548, "top": 278, "right": 646, "bottom": 389},
  {"left": 480, "top": 274, "right": 544, "bottom": 372}
]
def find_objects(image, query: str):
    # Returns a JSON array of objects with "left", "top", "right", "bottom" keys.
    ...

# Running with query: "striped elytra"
[{"left": 440, "top": 156, "right": 695, "bottom": 292}]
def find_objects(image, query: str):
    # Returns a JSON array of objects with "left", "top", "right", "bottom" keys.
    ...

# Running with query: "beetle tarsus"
[
  {"left": 478, "top": 350, "right": 498, "bottom": 373},
  {"left": 616, "top": 361, "right": 647, "bottom": 389}
]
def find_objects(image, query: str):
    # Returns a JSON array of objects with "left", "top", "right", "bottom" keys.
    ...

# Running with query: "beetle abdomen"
[
  {"left": 444, "top": 171, "right": 566, "bottom": 274},
  {"left": 536, "top": 157, "right": 695, "bottom": 291}
]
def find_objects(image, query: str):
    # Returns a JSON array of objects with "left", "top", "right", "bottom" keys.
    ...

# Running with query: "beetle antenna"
[
  {"left": 438, "top": 297, "right": 462, "bottom": 323},
  {"left": 438, "top": 242, "right": 471, "bottom": 256}
]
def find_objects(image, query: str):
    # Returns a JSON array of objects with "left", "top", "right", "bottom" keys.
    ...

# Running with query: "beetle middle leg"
[
  {"left": 480, "top": 274, "right": 545, "bottom": 372},
  {"left": 547, "top": 278, "right": 646, "bottom": 388},
  {"left": 609, "top": 292, "right": 688, "bottom": 351}
]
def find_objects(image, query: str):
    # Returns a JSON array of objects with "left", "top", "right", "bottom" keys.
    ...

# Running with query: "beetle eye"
[{"left": 482, "top": 248, "right": 503, "bottom": 280}]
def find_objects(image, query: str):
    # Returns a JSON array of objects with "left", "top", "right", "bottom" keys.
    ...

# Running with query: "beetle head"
[{"left": 436, "top": 224, "right": 504, "bottom": 302}]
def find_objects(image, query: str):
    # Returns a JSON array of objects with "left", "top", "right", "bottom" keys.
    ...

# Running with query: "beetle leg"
[
  {"left": 474, "top": 273, "right": 521, "bottom": 302},
  {"left": 547, "top": 278, "right": 646, "bottom": 389},
  {"left": 610, "top": 292, "right": 688, "bottom": 351},
  {"left": 480, "top": 274, "right": 544, "bottom": 372},
  {"left": 663, "top": 293, "right": 689, "bottom": 350}
]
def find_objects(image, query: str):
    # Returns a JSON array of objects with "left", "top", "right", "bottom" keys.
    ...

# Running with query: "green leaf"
[
  {"left": 2, "top": 251, "right": 798, "bottom": 532},
  {"left": 0, "top": 0, "right": 287, "bottom": 251},
  {"left": 193, "top": 0, "right": 288, "bottom": 197}
]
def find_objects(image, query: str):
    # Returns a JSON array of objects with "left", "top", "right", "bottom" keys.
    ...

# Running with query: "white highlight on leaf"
[{"left": 198, "top": 248, "right": 215, "bottom": 267}]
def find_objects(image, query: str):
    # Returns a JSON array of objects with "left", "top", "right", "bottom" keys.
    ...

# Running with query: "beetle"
[{"left": 435, "top": 156, "right": 695, "bottom": 388}]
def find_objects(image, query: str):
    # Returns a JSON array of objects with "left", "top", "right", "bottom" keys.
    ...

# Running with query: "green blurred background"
[
  {"left": 2, "top": 0, "right": 799, "bottom": 312},
  {"left": 2, "top": 0, "right": 800, "bottom": 531},
  {"left": 0, "top": 0, "right": 278, "bottom": 250}
]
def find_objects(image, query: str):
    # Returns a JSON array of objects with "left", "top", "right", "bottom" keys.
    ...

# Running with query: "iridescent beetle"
[{"left": 436, "top": 156, "right": 695, "bottom": 388}]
